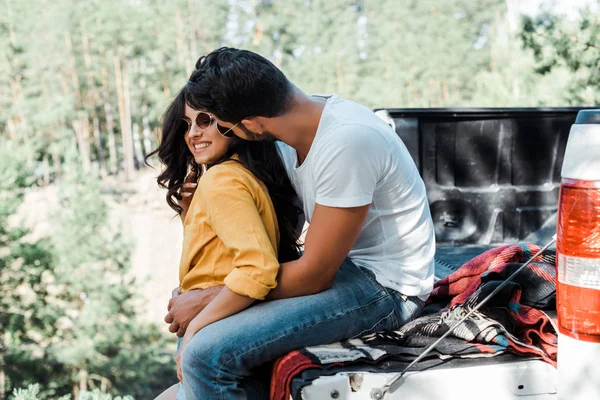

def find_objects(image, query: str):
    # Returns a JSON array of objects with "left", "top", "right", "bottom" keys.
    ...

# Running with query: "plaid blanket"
[{"left": 270, "top": 244, "right": 558, "bottom": 400}]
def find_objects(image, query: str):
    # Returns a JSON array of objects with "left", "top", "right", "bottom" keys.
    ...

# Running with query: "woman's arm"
[{"left": 185, "top": 286, "right": 254, "bottom": 337}]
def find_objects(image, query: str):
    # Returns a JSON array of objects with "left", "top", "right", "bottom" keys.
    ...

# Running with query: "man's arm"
[
  {"left": 166, "top": 202, "right": 368, "bottom": 331},
  {"left": 268, "top": 203, "right": 369, "bottom": 300},
  {"left": 165, "top": 203, "right": 368, "bottom": 334},
  {"left": 268, "top": 125, "right": 383, "bottom": 299}
]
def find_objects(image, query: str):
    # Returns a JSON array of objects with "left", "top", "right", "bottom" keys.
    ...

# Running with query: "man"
[{"left": 166, "top": 47, "right": 435, "bottom": 399}]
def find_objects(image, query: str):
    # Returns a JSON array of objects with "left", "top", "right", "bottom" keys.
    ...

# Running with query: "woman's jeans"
[{"left": 178, "top": 258, "right": 425, "bottom": 400}]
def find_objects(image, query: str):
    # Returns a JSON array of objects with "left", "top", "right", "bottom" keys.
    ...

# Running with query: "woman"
[{"left": 147, "top": 83, "right": 302, "bottom": 399}]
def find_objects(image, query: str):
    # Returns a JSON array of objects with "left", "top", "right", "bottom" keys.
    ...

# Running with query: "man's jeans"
[{"left": 178, "top": 258, "right": 424, "bottom": 400}]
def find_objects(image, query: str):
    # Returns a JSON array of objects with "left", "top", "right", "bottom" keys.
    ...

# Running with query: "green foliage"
[
  {"left": 354, "top": 0, "right": 508, "bottom": 108},
  {"left": 11, "top": 384, "right": 70, "bottom": 400},
  {"left": 11, "top": 384, "right": 68, "bottom": 400},
  {"left": 79, "top": 390, "right": 132, "bottom": 400},
  {"left": 45, "top": 163, "right": 173, "bottom": 398},
  {"left": 11, "top": 384, "right": 42, "bottom": 400},
  {"left": 1, "top": 149, "right": 173, "bottom": 398},
  {"left": 521, "top": 7, "right": 600, "bottom": 105},
  {"left": 0, "top": 143, "right": 68, "bottom": 399},
  {"left": 10, "top": 384, "right": 132, "bottom": 400},
  {"left": 2, "top": 0, "right": 590, "bottom": 180}
]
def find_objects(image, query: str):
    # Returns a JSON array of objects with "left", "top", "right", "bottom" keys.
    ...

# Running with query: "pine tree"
[
  {"left": 0, "top": 143, "right": 70, "bottom": 399},
  {"left": 47, "top": 156, "right": 172, "bottom": 398},
  {"left": 520, "top": 7, "right": 600, "bottom": 105},
  {"left": 1, "top": 146, "right": 173, "bottom": 399}
]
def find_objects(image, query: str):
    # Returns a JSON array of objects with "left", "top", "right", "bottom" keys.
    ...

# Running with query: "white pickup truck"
[{"left": 294, "top": 107, "right": 590, "bottom": 400}]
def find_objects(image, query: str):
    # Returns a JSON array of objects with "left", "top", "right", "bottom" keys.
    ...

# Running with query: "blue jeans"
[{"left": 178, "top": 258, "right": 424, "bottom": 400}]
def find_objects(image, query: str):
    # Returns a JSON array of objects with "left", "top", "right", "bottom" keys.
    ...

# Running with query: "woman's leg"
[
  {"left": 153, "top": 383, "right": 180, "bottom": 400},
  {"left": 180, "top": 258, "right": 423, "bottom": 400}
]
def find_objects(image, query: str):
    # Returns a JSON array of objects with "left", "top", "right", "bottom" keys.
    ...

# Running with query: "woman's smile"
[{"left": 191, "top": 141, "right": 212, "bottom": 153}]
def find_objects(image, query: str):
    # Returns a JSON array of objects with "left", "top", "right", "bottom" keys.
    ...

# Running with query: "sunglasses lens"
[
  {"left": 182, "top": 118, "right": 191, "bottom": 132},
  {"left": 195, "top": 112, "right": 212, "bottom": 129},
  {"left": 217, "top": 123, "right": 234, "bottom": 137}
]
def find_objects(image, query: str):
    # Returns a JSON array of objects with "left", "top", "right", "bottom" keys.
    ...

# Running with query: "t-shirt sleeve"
[
  {"left": 313, "top": 125, "right": 387, "bottom": 208},
  {"left": 198, "top": 167, "right": 279, "bottom": 300}
]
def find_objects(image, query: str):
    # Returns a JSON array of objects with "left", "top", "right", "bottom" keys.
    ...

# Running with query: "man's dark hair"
[{"left": 186, "top": 47, "right": 295, "bottom": 123}]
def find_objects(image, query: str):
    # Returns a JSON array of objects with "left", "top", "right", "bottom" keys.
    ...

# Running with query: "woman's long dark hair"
[{"left": 146, "top": 86, "right": 302, "bottom": 263}]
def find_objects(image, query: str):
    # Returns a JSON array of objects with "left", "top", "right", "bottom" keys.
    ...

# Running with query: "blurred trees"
[
  {"left": 521, "top": 6, "right": 600, "bottom": 105},
  {"left": 1, "top": 0, "right": 231, "bottom": 183},
  {"left": 2, "top": 0, "right": 590, "bottom": 184},
  {"left": 0, "top": 144, "right": 68, "bottom": 399},
  {"left": 0, "top": 147, "right": 173, "bottom": 399}
]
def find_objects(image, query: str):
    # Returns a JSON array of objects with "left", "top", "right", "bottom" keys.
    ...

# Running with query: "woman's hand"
[
  {"left": 178, "top": 170, "right": 198, "bottom": 222},
  {"left": 176, "top": 333, "right": 193, "bottom": 383}
]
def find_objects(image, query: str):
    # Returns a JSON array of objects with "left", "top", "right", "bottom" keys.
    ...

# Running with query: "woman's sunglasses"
[{"left": 182, "top": 111, "right": 239, "bottom": 138}]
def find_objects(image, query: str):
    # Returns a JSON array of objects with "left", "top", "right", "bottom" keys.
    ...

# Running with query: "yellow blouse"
[{"left": 179, "top": 158, "right": 280, "bottom": 300}]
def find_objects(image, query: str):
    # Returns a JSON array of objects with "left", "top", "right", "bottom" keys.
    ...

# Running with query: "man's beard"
[{"left": 240, "top": 125, "right": 277, "bottom": 142}]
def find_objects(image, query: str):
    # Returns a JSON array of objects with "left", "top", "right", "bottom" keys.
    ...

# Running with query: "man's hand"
[{"left": 164, "top": 286, "right": 222, "bottom": 337}]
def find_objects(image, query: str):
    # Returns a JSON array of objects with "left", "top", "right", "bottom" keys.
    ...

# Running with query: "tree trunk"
[
  {"left": 253, "top": 20, "right": 264, "bottom": 46},
  {"left": 92, "top": 113, "right": 107, "bottom": 178},
  {"left": 153, "top": 21, "right": 171, "bottom": 96},
  {"left": 10, "top": 75, "right": 33, "bottom": 167},
  {"left": 123, "top": 59, "right": 135, "bottom": 176},
  {"left": 5, "top": 120, "right": 16, "bottom": 141},
  {"left": 81, "top": 117, "right": 92, "bottom": 173},
  {"left": 81, "top": 21, "right": 96, "bottom": 108},
  {"left": 188, "top": 0, "right": 198, "bottom": 65},
  {"left": 138, "top": 60, "right": 154, "bottom": 158},
  {"left": 101, "top": 60, "right": 118, "bottom": 175},
  {"left": 132, "top": 122, "right": 144, "bottom": 168},
  {"left": 114, "top": 55, "right": 134, "bottom": 180},
  {"left": 79, "top": 368, "right": 88, "bottom": 395},
  {"left": 64, "top": 32, "right": 82, "bottom": 107},
  {"left": 72, "top": 117, "right": 91, "bottom": 173},
  {"left": 42, "top": 153, "right": 50, "bottom": 185},
  {"left": 159, "top": 51, "right": 171, "bottom": 96},
  {"left": 175, "top": 9, "right": 186, "bottom": 69},
  {"left": 50, "top": 128, "right": 62, "bottom": 180},
  {"left": 82, "top": 20, "right": 106, "bottom": 178},
  {"left": 0, "top": 367, "right": 6, "bottom": 400},
  {"left": 142, "top": 108, "right": 153, "bottom": 158},
  {"left": 6, "top": 7, "right": 30, "bottom": 166},
  {"left": 442, "top": 79, "right": 449, "bottom": 101}
]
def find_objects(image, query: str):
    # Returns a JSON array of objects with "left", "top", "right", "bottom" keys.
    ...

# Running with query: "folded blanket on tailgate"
[{"left": 270, "top": 244, "right": 558, "bottom": 400}]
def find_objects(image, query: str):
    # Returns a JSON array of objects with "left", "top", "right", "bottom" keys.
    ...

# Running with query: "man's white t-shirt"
[{"left": 277, "top": 94, "right": 435, "bottom": 298}]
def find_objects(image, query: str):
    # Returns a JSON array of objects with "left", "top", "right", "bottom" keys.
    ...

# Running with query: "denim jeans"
[{"left": 177, "top": 258, "right": 424, "bottom": 400}]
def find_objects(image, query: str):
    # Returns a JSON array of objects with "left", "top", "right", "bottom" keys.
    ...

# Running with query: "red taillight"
[
  {"left": 556, "top": 179, "right": 600, "bottom": 342},
  {"left": 557, "top": 179, "right": 600, "bottom": 258}
]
